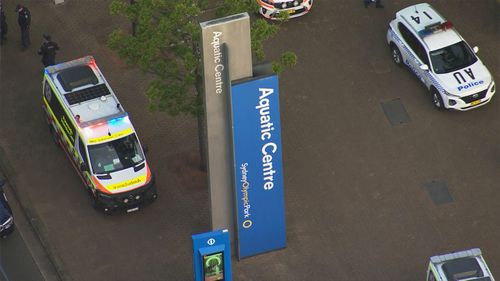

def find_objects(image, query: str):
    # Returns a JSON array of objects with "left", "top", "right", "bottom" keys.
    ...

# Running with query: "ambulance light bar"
[
  {"left": 45, "top": 56, "right": 95, "bottom": 75},
  {"left": 77, "top": 112, "right": 129, "bottom": 128}
]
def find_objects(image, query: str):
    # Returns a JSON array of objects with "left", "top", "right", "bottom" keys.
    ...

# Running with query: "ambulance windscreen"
[
  {"left": 88, "top": 133, "right": 145, "bottom": 174},
  {"left": 57, "top": 65, "right": 99, "bottom": 92}
]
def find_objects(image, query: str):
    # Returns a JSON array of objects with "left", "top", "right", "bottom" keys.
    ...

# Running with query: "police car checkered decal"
[{"left": 388, "top": 27, "right": 446, "bottom": 95}]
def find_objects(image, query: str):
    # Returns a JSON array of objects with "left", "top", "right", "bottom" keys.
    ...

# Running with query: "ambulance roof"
[
  {"left": 45, "top": 56, "right": 125, "bottom": 128},
  {"left": 430, "top": 248, "right": 494, "bottom": 281},
  {"left": 397, "top": 3, "right": 463, "bottom": 51}
]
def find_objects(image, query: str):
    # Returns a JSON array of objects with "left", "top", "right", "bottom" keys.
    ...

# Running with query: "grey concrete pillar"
[{"left": 200, "top": 13, "right": 252, "bottom": 238}]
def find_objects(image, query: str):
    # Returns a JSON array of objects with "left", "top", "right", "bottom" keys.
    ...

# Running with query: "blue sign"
[
  {"left": 230, "top": 74, "right": 286, "bottom": 259},
  {"left": 192, "top": 229, "right": 232, "bottom": 281}
]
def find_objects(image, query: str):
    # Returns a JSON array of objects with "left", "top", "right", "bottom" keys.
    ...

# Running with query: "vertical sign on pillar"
[
  {"left": 230, "top": 74, "right": 286, "bottom": 259},
  {"left": 200, "top": 13, "right": 253, "bottom": 236}
]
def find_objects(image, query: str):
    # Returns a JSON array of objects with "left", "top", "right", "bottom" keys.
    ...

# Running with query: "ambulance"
[
  {"left": 427, "top": 248, "right": 495, "bottom": 281},
  {"left": 42, "top": 56, "right": 157, "bottom": 213}
]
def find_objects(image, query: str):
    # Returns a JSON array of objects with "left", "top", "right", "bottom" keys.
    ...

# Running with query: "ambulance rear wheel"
[
  {"left": 431, "top": 88, "right": 444, "bottom": 110},
  {"left": 390, "top": 44, "right": 403, "bottom": 66},
  {"left": 48, "top": 125, "right": 61, "bottom": 148}
]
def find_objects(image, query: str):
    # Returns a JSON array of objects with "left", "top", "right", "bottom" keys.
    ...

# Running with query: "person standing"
[
  {"left": 364, "top": 0, "right": 384, "bottom": 8},
  {"left": 38, "top": 34, "right": 59, "bottom": 67},
  {"left": 0, "top": 4, "right": 7, "bottom": 45},
  {"left": 15, "top": 4, "right": 31, "bottom": 48}
]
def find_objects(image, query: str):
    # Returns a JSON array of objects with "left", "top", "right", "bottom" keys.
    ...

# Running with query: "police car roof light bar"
[{"left": 418, "top": 21, "right": 453, "bottom": 37}]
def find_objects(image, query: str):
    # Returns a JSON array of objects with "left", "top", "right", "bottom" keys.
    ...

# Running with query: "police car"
[
  {"left": 42, "top": 56, "right": 157, "bottom": 213},
  {"left": 427, "top": 248, "right": 495, "bottom": 281},
  {"left": 387, "top": 3, "right": 496, "bottom": 111},
  {"left": 257, "top": 0, "right": 313, "bottom": 19}
]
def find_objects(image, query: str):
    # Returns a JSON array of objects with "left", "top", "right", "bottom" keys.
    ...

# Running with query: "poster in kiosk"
[
  {"left": 230, "top": 74, "right": 286, "bottom": 259},
  {"left": 192, "top": 229, "right": 232, "bottom": 281}
]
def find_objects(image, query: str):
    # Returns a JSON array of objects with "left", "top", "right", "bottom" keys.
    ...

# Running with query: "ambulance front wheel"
[
  {"left": 390, "top": 44, "right": 403, "bottom": 66},
  {"left": 87, "top": 188, "right": 101, "bottom": 211}
]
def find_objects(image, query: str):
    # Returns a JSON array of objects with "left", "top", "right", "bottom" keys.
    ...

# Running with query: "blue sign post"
[
  {"left": 230, "top": 74, "right": 286, "bottom": 259},
  {"left": 192, "top": 229, "right": 232, "bottom": 281}
]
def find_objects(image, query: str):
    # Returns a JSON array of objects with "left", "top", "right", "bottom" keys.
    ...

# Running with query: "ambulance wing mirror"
[
  {"left": 80, "top": 162, "right": 89, "bottom": 172},
  {"left": 419, "top": 64, "right": 429, "bottom": 71},
  {"left": 473, "top": 46, "right": 479, "bottom": 54},
  {"left": 142, "top": 145, "right": 149, "bottom": 155}
]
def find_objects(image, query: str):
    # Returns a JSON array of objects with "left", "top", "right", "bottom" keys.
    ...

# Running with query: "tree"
[{"left": 108, "top": 0, "right": 297, "bottom": 170}]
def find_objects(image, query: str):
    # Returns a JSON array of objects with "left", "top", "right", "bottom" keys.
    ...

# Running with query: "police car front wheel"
[
  {"left": 431, "top": 89, "right": 444, "bottom": 110},
  {"left": 390, "top": 45, "right": 403, "bottom": 66}
]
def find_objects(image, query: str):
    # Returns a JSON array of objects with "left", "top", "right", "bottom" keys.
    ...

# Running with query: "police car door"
[{"left": 397, "top": 23, "right": 430, "bottom": 86}]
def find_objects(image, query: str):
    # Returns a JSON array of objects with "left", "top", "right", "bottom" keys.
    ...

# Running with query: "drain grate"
[
  {"left": 422, "top": 180, "right": 453, "bottom": 205},
  {"left": 381, "top": 98, "right": 411, "bottom": 125}
]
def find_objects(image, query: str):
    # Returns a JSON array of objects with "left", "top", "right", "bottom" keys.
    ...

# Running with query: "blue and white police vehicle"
[
  {"left": 256, "top": 0, "right": 313, "bottom": 20},
  {"left": 387, "top": 3, "right": 496, "bottom": 111},
  {"left": 427, "top": 248, "right": 495, "bottom": 281}
]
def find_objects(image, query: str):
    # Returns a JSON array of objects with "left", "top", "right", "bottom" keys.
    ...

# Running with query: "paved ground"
[
  {"left": 0, "top": 0, "right": 499, "bottom": 280},
  {"left": 0, "top": 174, "right": 54, "bottom": 281}
]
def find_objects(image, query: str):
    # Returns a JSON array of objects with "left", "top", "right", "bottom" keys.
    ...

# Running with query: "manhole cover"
[
  {"left": 381, "top": 98, "right": 411, "bottom": 125},
  {"left": 422, "top": 180, "right": 454, "bottom": 205}
]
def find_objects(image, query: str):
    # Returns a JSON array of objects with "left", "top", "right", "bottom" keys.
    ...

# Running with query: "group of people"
[
  {"left": 0, "top": 3, "right": 60, "bottom": 67},
  {"left": 364, "top": 0, "right": 384, "bottom": 9}
]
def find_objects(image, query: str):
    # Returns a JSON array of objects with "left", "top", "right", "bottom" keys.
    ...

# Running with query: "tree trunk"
[
  {"left": 130, "top": 0, "right": 137, "bottom": 36},
  {"left": 195, "top": 68, "right": 208, "bottom": 172}
]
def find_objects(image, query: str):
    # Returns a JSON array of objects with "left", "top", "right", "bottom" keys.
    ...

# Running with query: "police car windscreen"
[
  {"left": 429, "top": 41, "right": 478, "bottom": 74},
  {"left": 57, "top": 65, "right": 98, "bottom": 92},
  {"left": 442, "top": 257, "right": 484, "bottom": 281},
  {"left": 88, "top": 134, "right": 145, "bottom": 174}
]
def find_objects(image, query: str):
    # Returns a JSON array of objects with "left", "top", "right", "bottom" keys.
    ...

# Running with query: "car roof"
[
  {"left": 430, "top": 249, "right": 494, "bottom": 281},
  {"left": 397, "top": 3, "right": 463, "bottom": 51}
]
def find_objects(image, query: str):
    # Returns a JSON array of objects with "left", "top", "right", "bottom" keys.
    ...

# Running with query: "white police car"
[
  {"left": 387, "top": 3, "right": 496, "bottom": 111},
  {"left": 257, "top": 0, "right": 313, "bottom": 20}
]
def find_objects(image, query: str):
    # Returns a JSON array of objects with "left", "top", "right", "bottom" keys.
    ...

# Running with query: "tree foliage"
[{"left": 108, "top": 0, "right": 296, "bottom": 116}]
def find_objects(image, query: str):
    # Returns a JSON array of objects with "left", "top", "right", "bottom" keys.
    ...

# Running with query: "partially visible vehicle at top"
[
  {"left": 257, "top": 0, "right": 313, "bottom": 20},
  {"left": 0, "top": 179, "right": 14, "bottom": 238},
  {"left": 42, "top": 56, "right": 157, "bottom": 213},
  {"left": 427, "top": 248, "right": 495, "bottom": 281},
  {"left": 387, "top": 3, "right": 496, "bottom": 111}
]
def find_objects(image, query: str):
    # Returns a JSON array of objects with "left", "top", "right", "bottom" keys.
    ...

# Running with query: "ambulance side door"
[{"left": 76, "top": 135, "right": 92, "bottom": 188}]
